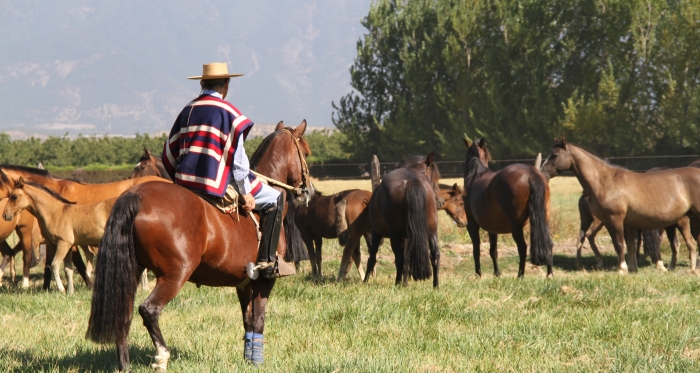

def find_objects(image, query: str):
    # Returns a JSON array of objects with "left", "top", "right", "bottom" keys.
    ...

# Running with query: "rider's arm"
[{"left": 232, "top": 135, "right": 253, "bottom": 195}]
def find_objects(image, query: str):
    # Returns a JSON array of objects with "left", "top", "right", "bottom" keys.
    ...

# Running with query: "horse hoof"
[
  {"left": 546, "top": 273, "right": 553, "bottom": 279},
  {"left": 574, "top": 262, "right": 582, "bottom": 270}
]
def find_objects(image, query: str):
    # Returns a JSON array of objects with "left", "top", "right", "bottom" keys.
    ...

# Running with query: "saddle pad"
[{"left": 195, "top": 184, "right": 240, "bottom": 214}]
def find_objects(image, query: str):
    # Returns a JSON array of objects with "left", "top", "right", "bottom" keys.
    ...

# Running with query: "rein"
[{"left": 252, "top": 129, "right": 311, "bottom": 205}]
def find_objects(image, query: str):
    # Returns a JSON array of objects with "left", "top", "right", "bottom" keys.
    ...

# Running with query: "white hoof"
[
  {"left": 22, "top": 277, "right": 30, "bottom": 288},
  {"left": 655, "top": 261, "right": 667, "bottom": 272},
  {"left": 152, "top": 345, "right": 170, "bottom": 371}
]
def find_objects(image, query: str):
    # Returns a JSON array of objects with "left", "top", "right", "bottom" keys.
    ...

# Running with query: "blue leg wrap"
[
  {"left": 251, "top": 333, "right": 264, "bottom": 366},
  {"left": 243, "top": 332, "right": 253, "bottom": 361}
]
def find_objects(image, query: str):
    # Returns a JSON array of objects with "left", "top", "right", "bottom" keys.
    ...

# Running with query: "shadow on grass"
[
  {"left": 552, "top": 253, "right": 656, "bottom": 272},
  {"left": 3, "top": 345, "right": 174, "bottom": 373}
]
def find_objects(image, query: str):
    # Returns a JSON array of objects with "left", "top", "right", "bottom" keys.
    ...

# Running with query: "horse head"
[
  {"left": 441, "top": 183, "right": 467, "bottom": 228},
  {"left": 463, "top": 136, "right": 491, "bottom": 166},
  {"left": 130, "top": 148, "right": 171, "bottom": 180},
  {"left": 3, "top": 177, "right": 28, "bottom": 221},
  {"left": 540, "top": 137, "right": 573, "bottom": 178},
  {"left": 250, "top": 120, "right": 315, "bottom": 204}
]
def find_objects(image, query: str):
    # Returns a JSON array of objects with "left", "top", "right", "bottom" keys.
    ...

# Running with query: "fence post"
[
  {"left": 534, "top": 153, "right": 542, "bottom": 169},
  {"left": 371, "top": 155, "right": 380, "bottom": 190}
]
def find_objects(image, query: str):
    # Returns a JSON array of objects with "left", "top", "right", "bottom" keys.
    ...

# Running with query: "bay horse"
[
  {"left": 364, "top": 153, "right": 441, "bottom": 287},
  {"left": 293, "top": 188, "right": 359, "bottom": 278},
  {"left": 2, "top": 178, "right": 117, "bottom": 293},
  {"left": 0, "top": 166, "right": 167, "bottom": 291},
  {"left": 335, "top": 189, "right": 373, "bottom": 281},
  {"left": 541, "top": 139, "right": 700, "bottom": 273},
  {"left": 86, "top": 120, "right": 314, "bottom": 371},
  {"left": 130, "top": 148, "right": 172, "bottom": 180},
  {"left": 463, "top": 138, "right": 553, "bottom": 278}
]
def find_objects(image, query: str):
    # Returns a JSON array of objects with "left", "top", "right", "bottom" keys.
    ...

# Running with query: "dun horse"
[
  {"left": 86, "top": 121, "right": 314, "bottom": 371},
  {"left": 0, "top": 166, "right": 166, "bottom": 291},
  {"left": 541, "top": 139, "right": 700, "bottom": 273},
  {"left": 364, "top": 153, "right": 441, "bottom": 287},
  {"left": 438, "top": 183, "right": 467, "bottom": 228},
  {"left": 2, "top": 178, "right": 116, "bottom": 293},
  {"left": 463, "top": 138, "right": 553, "bottom": 278}
]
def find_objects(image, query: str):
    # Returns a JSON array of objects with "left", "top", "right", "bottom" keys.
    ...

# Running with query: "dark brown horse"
[
  {"left": 86, "top": 120, "right": 314, "bottom": 371},
  {"left": 364, "top": 153, "right": 441, "bottom": 287},
  {"left": 129, "top": 148, "right": 172, "bottom": 181},
  {"left": 541, "top": 139, "right": 700, "bottom": 273},
  {"left": 293, "top": 188, "right": 358, "bottom": 278},
  {"left": 463, "top": 138, "right": 553, "bottom": 278},
  {"left": 336, "top": 189, "right": 373, "bottom": 281}
]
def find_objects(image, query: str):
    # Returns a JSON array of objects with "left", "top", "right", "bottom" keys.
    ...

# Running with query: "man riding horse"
[{"left": 162, "top": 62, "right": 284, "bottom": 280}]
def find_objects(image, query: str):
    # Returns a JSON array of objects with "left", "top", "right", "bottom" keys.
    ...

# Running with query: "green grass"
[{"left": 1, "top": 177, "right": 699, "bottom": 372}]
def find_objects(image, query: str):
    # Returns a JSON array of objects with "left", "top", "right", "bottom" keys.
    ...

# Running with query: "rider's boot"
[{"left": 258, "top": 194, "right": 284, "bottom": 279}]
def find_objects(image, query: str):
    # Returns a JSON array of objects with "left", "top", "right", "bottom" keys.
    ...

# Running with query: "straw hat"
[{"left": 187, "top": 62, "right": 243, "bottom": 80}]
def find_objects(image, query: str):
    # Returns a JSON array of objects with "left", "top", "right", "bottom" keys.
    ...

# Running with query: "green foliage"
[
  {"left": 0, "top": 133, "right": 168, "bottom": 168},
  {"left": 334, "top": 0, "right": 700, "bottom": 160}
]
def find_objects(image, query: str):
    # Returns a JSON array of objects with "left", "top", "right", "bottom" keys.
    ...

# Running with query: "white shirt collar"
[{"left": 201, "top": 89, "right": 223, "bottom": 99}]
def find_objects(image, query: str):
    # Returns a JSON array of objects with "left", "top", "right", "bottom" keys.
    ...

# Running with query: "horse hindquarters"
[
  {"left": 86, "top": 193, "right": 143, "bottom": 371},
  {"left": 404, "top": 179, "right": 433, "bottom": 284},
  {"left": 528, "top": 174, "right": 553, "bottom": 274}
]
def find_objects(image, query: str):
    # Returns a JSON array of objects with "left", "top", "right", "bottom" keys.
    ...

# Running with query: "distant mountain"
[{"left": 0, "top": 1, "right": 370, "bottom": 138}]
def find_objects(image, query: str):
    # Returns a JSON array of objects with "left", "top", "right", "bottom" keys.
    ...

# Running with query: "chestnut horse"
[
  {"left": 0, "top": 200, "right": 41, "bottom": 288},
  {"left": 438, "top": 183, "right": 467, "bottom": 228},
  {"left": 293, "top": 189, "right": 359, "bottom": 278},
  {"left": 541, "top": 139, "right": 700, "bottom": 273},
  {"left": 463, "top": 138, "right": 553, "bottom": 278},
  {"left": 336, "top": 189, "right": 373, "bottom": 281},
  {"left": 0, "top": 166, "right": 166, "bottom": 291},
  {"left": 86, "top": 121, "right": 313, "bottom": 371},
  {"left": 3, "top": 178, "right": 117, "bottom": 293},
  {"left": 364, "top": 153, "right": 441, "bottom": 287}
]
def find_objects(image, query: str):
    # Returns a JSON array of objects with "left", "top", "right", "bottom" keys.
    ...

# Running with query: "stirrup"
[{"left": 246, "top": 256, "right": 296, "bottom": 280}]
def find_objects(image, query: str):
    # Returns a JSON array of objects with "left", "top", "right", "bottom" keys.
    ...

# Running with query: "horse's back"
[{"left": 125, "top": 182, "right": 258, "bottom": 286}]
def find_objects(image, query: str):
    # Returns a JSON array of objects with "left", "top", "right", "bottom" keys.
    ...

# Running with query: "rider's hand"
[{"left": 241, "top": 193, "right": 255, "bottom": 212}]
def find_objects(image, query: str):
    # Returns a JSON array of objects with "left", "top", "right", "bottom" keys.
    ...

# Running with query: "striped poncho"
[{"left": 162, "top": 94, "right": 256, "bottom": 197}]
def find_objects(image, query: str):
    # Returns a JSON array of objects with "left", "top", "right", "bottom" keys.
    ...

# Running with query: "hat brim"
[{"left": 186, "top": 73, "right": 244, "bottom": 80}]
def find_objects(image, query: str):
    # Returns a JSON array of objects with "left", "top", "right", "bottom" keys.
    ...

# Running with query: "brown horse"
[
  {"left": 364, "top": 153, "right": 441, "bottom": 287},
  {"left": 129, "top": 148, "right": 172, "bottom": 181},
  {"left": 463, "top": 138, "right": 553, "bottom": 278},
  {"left": 85, "top": 120, "right": 313, "bottom": 371},
  {"left": 3, "top": 178, "right": 117, "bottom": 293},
  {"left": 438, "top": 183, "right": 467, "bottom": 228},
  {"left": 0, "top": 166, "right": 167, "bottom": 290},
  {"left": 336, "top": 189, "right": 373, "bottom": 281},
  {"left": 541, "top": 139, "right": 700, "bottom": 273},
  {"left": 293, "top": 188, "right": 359, "bottom": 278},
  {"left": 0, "top": 200, "right": 41, "bottom": 288}
]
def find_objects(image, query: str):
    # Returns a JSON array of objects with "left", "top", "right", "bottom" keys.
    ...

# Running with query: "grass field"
[{"left": 2, "top": 177, "right": 700, "bottom": 372}]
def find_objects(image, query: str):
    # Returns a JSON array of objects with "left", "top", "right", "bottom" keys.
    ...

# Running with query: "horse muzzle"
[{"left": 2, "top": 212, "right": 14, "bottom": 222}]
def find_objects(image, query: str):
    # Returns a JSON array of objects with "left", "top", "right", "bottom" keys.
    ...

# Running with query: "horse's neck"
[
  {"left": 569, "top": 146, "right": 610, "bottom": 197},
  {"left": 12, "top": 172, "right": 69, "bottom": 194},
  {"left": 22, "top": 187, "right": 63, "bottom": 231}
]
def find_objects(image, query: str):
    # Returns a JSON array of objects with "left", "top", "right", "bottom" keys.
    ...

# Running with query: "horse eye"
[{"left": 10, "top": 195, "right": 16, "bottom": 201}]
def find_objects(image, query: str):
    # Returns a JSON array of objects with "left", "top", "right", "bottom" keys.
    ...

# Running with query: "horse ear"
[
  {"left": 293, "top": 119, "right": 307, "bottom": 137},
  {"left": 477, "top": 137, "right": 485, "bottom": 147},
  {"left": 463, "top": 135, "right": 471, "bottom": 147},
  {"left": 452, "top": 183, "right": 460, "bottom": 192},
  {"left": 425, "top": 152, "right": 434, "bottom": 165},
  {"left": 561, "top": 136, "right": 567, "bottom": 145},
  {"left": 145, "top": 148, "right": 152, "bottom": 157},
  {"left": 15, "top": 177, "right": 24, "bottom": 188},
  {"left": 275, "top": 121, "right": 285, "bottom": 131}
]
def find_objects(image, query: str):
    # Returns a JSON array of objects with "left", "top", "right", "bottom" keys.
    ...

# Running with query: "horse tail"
[
  {"left": 86, "top": 192, "right": 142, "bottom": 344},
  {"left": 405, "top": 179, "right": 432, "bottom": 281},
  {"left": 528, "top": 174, "right": 553, "bottom": 266},
  {"left": 335, "top": 199, "right": 349, "bottom": 246},
  {"left": 283, "top": 197, "right": 308, "bottom": 262},
  {"left": 642, "top": 229, "right": 661, "bottom": 261}
]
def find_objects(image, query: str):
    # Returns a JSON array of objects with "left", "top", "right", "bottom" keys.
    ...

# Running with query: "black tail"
[
  {"left": 86, "top": 192, "right": 142, "bottom": 344},
  {"left": 528, "top": 174, "right": 553, "bottom": 266},
  {"left": 642, "top": 229, "right": 661, "bottom": 262},
  {"left": 283, "top": 198, "right": 308, "bottom": 262},
  {"left": 404, "top": 179, "right": 432, "bottom": 281}
]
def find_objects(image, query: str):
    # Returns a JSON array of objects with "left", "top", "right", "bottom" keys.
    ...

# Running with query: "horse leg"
[
  {"left": 676, "top": 218, "right": 697, "bottom": 271},
  {"left": 588, "top": 221, "right": 605, "bottom": 269},
  {"left": 363, "top": 232, "right": 376, "bottom": 277},
  {"left": 364, "top": 230, "right": 382, "bottom": 282},
  {"left": 63, "top": 254, "right": 75, "bottom": 295},
  {"left": 301, "top": 234, "right": 317, "bottom": 277},
  {"left": 511, "top": 226, "right": 528, "bottom": 278},
  {"left": 666, "top": 225, "right": 679, "bottom": 270},
  {"left": 51, "top": 241, "right": 73, "bottom": 293},
  {"left": 245, "top": 278, "right": 276, "bottom": 366},
  {"left": 624, "top": 228, "right": 639, "bottom": 273},
  {"left": 467, "top": 222, "right": 482, "bottom": 277},
  {"left": 314, "top": 237, "right": 323, "bottom": 278},
  {"left": 488, "top": 233, "right": 500, "bottom": 277},
  {"left": 71, "top": 246, "right": 92, "bottom": 290},
  {"left": 0, "top": 242, "right": 13, "bottom": 286},
  {"left": 351, "top": 238, "right": 365, "bottom": 281},
  {"left": 429, "top": 233, "right": 440, "bottom": 288},
  {"left": 43, "top": 242, "right": 57, "bottom": 290},
  {"left": 577, "top": 211, "right": 594, "bottom": 270},
  {"left": 390, "top": 236, "right": 406, "bottom": 286},
  {"left": 16, "top": 226, "right": 34, "bottom": 289},
  {"left": 82, "top": 246, "right": 95, "bottom": 280},
  {"left": 139, "top": 275, "right": 188, "bottom": 371},
  {"left": 337, "top": 232, "right": 360, "bottom": 281},
  {"left": 605, "top": 218, "right": 627, "bottom": 274}
]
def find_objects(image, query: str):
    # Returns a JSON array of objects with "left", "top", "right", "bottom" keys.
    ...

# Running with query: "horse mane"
[
  {"left": 464, "top": 157, "right": 490, "bottom": 187},
  {"left": 398, "top": 155, "right": 441, "bottom": 181},
  {"left": 250, "top": 128, "right": 311, "bottom": 170},
  {"left": 0, "top": 165, "right": 51, "bottom": 177},
  {"left": 24, "top": 181, "right": 76, "bottom": 204}
]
